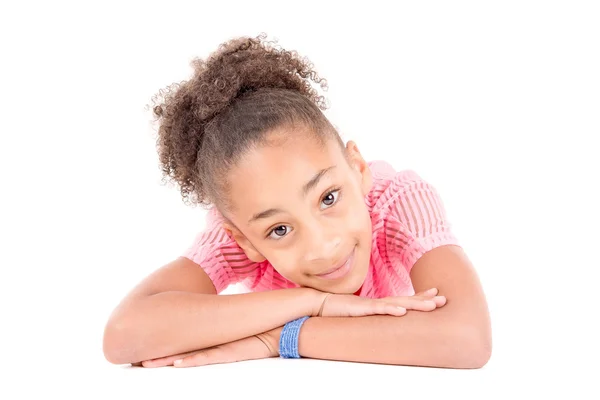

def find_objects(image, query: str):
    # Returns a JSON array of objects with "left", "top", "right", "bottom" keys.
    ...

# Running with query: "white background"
[{"left": 1, "top": 0, "right": 599, "bottom": 398}]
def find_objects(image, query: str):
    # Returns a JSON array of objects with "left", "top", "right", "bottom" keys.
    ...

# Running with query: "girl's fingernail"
[
  {"left": 427, "top": 288, "right": 438, "bottom": 294},
  {"left": 174, "top": 359, "right": 183, "bottom": 366},
  {"left": 434, "top": 296, "right": 445, "bottom": 300}
]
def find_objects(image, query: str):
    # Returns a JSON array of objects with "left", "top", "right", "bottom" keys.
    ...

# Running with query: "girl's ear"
[
  {"left": 345, "top": 140, "right": 372, "bottom": 196},
  {"left": 222, "top": 222, "right": 266, "bottom": 263}
]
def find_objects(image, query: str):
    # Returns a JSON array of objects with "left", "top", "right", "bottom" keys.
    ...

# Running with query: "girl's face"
[{"left": 222, "top": 129, "right": 373, "bottom": 294}]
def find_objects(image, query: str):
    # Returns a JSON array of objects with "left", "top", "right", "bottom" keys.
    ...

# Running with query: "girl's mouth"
[{"left": 315, "top": 247, "right": 356, "bottom": 280}]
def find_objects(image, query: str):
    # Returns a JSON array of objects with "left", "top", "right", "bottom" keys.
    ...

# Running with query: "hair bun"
[{"left": 186, "top": 33, "right": 328, "bottom": 122}]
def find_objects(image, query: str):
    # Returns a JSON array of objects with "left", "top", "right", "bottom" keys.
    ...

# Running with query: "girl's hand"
[
  {"left": 138, "top": 327, "right": 282, "bottom": 368},
  {"left": 315, "top": 288, "right": 446, "bottom": 317}
]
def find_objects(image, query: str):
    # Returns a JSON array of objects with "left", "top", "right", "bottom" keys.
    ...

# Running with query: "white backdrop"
[{"left": 1, "top": 1, "right": 598, "bottom": 398}]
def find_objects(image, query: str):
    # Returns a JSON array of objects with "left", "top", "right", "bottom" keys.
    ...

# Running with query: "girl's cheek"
[
  {"left": 345, "top": 209, "right": 367, "bottom": 230},
  {"left": 270, "top": 252, "right": 299, "bottom": 275}
]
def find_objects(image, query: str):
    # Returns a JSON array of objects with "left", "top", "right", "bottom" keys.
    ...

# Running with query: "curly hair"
[{"left": 149, "top": 33, "right": 343, "bottom": 212}]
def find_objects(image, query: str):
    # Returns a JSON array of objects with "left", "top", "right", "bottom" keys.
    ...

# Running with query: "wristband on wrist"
[{"left": 279, "top": 316, "right": 310, "bottom": 359}]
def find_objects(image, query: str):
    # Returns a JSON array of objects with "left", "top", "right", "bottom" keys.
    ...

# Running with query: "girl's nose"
[{"left": 305, "top": 232, "right": 342, "bottom": 262}]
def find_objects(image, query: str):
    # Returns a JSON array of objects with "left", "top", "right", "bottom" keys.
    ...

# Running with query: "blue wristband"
[{"left": 279, "top": 316, "right": 310, "bottom": 359}]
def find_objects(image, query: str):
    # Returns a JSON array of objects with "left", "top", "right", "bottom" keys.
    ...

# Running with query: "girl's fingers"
[
  {"left": 174, "top": 349, "right": 220, "bottom": 368},
  {"left": 379, "top": 295, "right": 446, "bottom": 312},
  {"left": 174, "top": 336, "right": 273, "bottom": 368},
  {"left": 432, "top": 295, "right": 446, "bottom": 307},
  {"left": 142, "top": 350, "right": 201, "bottom": 368},
  {"left": 410, "top": 295, "right": 447, "bottom": 307},
  {"left": 415, "top": 288, "right": 438, "bottom": 297},
  {"left": 412, "top": 296, "right": 446, "bottom": 309},
  {"left": 373, "top": 302, "right": 407, "bottom": 316},
  {"left": 388, "top": 305, "right": 407, "bottom": 316}
]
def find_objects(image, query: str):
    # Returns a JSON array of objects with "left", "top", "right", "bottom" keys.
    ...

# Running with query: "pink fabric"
[{"left": 182, "top": 160, "right": 460, "bottom": 298}]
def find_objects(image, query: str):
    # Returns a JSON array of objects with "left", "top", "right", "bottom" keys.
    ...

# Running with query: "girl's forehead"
[
  {"left": 230, "top": 134, "right": 344, "bottom": 182},
  {"left": 225, "top": 135, "right": 347, "bottom": 221}
]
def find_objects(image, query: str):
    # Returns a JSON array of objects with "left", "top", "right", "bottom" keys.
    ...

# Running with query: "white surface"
[{"left": 1, "top": 1, "right": 599, "bottom": 399}]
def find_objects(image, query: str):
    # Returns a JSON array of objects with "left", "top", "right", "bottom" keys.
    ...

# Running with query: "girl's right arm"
[
  {"left": 102, "top": 256, "right": 324, "bottom": 365},
  {"left": 103, "top": 256, "right": 443, "bottom": 365}
]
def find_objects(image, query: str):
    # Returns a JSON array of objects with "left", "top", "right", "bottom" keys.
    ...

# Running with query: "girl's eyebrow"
[
  {"left": 248, "top": 207, "right": 283, "bottom": 224},
  {"left": 248, "top": 165, "right": 337, "bottom": 224},
  {"left": 302, "top": 165, "right": 336, "bottom": 197}
]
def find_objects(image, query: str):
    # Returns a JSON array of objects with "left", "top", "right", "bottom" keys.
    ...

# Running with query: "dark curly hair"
[{"left": 150, "top": 33, "right": 344, "bottom": 212}]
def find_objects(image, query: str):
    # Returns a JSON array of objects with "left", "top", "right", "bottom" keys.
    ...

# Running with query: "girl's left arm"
[
  {"left": 144, "top": 244, "right": 491, "bottom": 369},
  {"left": 297, "top": 244, "right": 492, "bottom": 369}
]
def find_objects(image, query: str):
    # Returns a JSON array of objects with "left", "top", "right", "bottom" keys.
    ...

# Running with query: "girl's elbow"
[
  {"left": 456, "top": 322, "right": 492, "bottom": 369},
  {"left": 103, "top": 318, "right": 137, "bottom": 365},
  {"left": 463, "top": 339, "right": 492, "bottom": 369}
]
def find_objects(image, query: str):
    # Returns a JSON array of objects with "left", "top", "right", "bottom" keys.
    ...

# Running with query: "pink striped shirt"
[{"left": 182, "top": 160, "right": 460, "bottom": 298}]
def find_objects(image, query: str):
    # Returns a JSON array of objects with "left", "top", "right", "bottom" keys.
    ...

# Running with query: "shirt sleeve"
[
  {"left": 383, "top": 171, "right": 461, "bottom": 273},
  {"left": 181, "top": 207, "right": 262, "bottom": 293}
]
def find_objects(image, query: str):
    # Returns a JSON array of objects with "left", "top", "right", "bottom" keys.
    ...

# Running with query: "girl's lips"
[{"left": 316, "top": 247, "right": 355, "bottom": 280}]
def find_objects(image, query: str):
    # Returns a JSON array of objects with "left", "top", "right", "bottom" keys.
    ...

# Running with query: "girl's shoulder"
[
  {"left": 366, "top": 160, "right": 460, "bottom": 279},
  {"left": 365, "top": 160, "right": 426, "bottom": 213}
]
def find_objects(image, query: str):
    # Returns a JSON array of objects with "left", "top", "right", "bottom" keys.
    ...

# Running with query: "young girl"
[{"left": 103, "top": 34, "right": 491, "bottom": 369}]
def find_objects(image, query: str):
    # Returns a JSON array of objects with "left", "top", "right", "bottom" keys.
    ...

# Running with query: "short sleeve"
[
  {"left": 182, "top": 207, "right": 261, "bottom": 293},
  {"left": 383, "top": 171, "right": 461, "bottom": 273}
]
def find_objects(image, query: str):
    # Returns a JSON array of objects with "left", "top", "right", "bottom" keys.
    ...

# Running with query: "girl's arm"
[
  {"left": 297, "top": 245, "right": 492, "bottom": 369},
  {"left": 103, "top": 256, "right": 323, "bottom": 365},
  {"left": 103, "top": 257, "right": 436, "bottom": 365}
]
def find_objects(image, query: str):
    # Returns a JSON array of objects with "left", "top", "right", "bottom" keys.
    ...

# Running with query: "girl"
[{"left": 103, "top": 34, "right": 491, "bottom": 369}]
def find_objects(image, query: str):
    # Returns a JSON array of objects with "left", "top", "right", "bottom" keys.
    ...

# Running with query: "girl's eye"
[
  {"left": 267, "top": 225, "right": 291, "bottom": 240},
  {"left": 321, "top": 189, "right": 340, "bottom": 209},
  {"left": 266, "top": 190, "right": 340, "bottom": 240}
]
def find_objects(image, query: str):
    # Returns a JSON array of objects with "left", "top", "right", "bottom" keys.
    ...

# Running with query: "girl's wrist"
[
  {"left": 306, "top": 288, "right": 330, "bottom": 317},
  {"left": 279, "top": 316, "right": 310, "bottom": 358}
]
